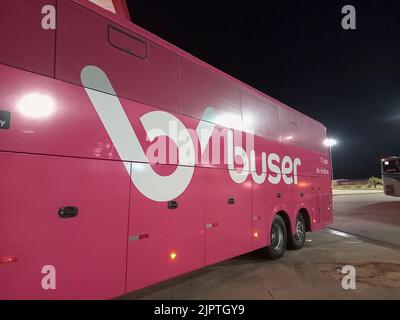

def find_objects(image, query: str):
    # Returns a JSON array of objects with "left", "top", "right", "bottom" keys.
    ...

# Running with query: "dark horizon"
[{"left": 127, "top": 0, "right": 400, "bottom": 179}]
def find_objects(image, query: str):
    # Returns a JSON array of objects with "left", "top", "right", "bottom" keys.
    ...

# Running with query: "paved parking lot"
[
  {"left": 332, "top": 194, "right": 400, "bottom": 247},
  {"left": 121, "top": 194, "right": 400, "bottom": 300}
]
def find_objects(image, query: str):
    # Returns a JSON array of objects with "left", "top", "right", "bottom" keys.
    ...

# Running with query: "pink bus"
[{"left": 0, "top": 0, "right": 332, "bottom": 299}]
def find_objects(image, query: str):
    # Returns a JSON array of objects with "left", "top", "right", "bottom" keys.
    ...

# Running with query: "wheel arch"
[
  {"left": 298, "top": 207, "right": 312, "bottom": 232},
  {"left": 276, "top": 210, "right": 292, "bottom": 236}
]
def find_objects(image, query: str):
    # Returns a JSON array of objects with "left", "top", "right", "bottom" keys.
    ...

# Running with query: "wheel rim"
[
  {"left": 271, "top": 224, "right": 284, "bottom": 251},
  {"left": 295, "top": 218, "right": 305, "bottom": 241}
]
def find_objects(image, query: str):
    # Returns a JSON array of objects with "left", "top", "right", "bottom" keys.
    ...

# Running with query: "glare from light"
[
  {"left": 253, "top": 232, "right": 259, "bottom": 238},
  {"left": 243, "top": 113, "right": 255, "bottom": 128},
  {"left": 216, "top": 113, "right": 242, "bottom": 131},
  {"left": 170, "top": 252, "right": 177, "bottom": 260},
  {"left": 298, "top": 181, "right": 309, "bottom": 188},
  {"left": 285, "top": 135, "right": 293, "bottom": 140},
  {"left": 17, "top": 93, "right": 55, "bottom": 119},
  {"left": 133, "top": 163, "right": 148, "bottom": 171},
  {"left": 323, "top": 138, "right": 338, "bottom": 148}
]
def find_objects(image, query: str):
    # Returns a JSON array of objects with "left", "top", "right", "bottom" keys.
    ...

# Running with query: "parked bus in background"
[
  {"left": 0, "top": 0, "right": 332, "bottom": 299},
  {"left": 382, "top": 156, "right": 400, "bottom": 197}
]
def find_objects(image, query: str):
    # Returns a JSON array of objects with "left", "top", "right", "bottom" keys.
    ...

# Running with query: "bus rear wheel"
[
  {"left": 288, "top": 213, "right": 306, "bottom": 250},
  {"left": 266, "top": 215, "right": 287, "bottom": 260}
]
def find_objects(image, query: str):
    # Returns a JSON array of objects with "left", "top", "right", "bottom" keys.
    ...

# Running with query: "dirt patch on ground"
[{"left": 319, "top": 262, "right": 400, "bottom": 288}]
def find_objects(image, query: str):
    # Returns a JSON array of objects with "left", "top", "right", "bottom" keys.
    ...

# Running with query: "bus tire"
[
  {"left": 266, "top": 215, "right": 287, "bottom": 260},
  {"left": 288, "top": 213, "right": 306, "bottom": 250}
]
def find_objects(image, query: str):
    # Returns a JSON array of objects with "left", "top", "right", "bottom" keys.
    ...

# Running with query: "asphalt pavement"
[{"left": 332, "top": 194, "right": 400, "bottom": 248}]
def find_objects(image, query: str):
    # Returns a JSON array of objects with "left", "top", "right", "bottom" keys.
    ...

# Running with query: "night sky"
[{"left": 127, "top": 0, "right": 400, "bottom": 179}]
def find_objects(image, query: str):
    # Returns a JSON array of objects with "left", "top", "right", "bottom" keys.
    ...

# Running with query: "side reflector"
[
  {"left": 206, "top": 223, "right": 218, "bottom": 229},
  {"left": 170, "top": 252, "right": 177, "bottom": 260},
  {"left": 0, "top": 256, "right": 17, "bottom": 264},
  {"left": 254, "top": 232, "right": 259, "bottom": 238},
  {"left": 129, "top": 233, "right": 149, "bottom": 241}
]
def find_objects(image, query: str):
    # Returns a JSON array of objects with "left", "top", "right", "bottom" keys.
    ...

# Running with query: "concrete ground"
[
  {"left": 121, "top": 194, "right": 400, "bottom": 300},
  {"left": 333, "top": 189, "right": 383, "bottom": 196}
]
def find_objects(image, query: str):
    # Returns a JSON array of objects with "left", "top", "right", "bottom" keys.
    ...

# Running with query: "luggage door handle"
[{"left": 58, "top": 206, "right": 79, "bottom": 218}]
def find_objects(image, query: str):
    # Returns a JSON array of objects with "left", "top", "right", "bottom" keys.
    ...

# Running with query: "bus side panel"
[
  {"left": 266, "top": 179, "right": 293, "bottom": 223},
  {"left": 288, "top": 176, "right": 323, "bottom": 231},
  {"left": 310, "top": 178, "right": 324, "bottom": 230},
  {"left": 0, "top": 64, "right": 120, "bottom": 160},
  {"left": 319, "top": 175, "right": 333, "bottom": 227},
  {"left": 0, "top": 152, "right": 129, "bottom": 299},
  {"left": 291, "top": 176, "right": 317, "bottom": 230},
  {"left": 126, "top": 164, "right": 206, "bottom": 292},
  {"left": 205, "top": 169, "right": 252, "bottom": 265},
  {"left": 0, "top": 0, "right": 55, "bottom": 77},
  {"left": 383, "top": 175, "right": 400, "bottom": 197}
]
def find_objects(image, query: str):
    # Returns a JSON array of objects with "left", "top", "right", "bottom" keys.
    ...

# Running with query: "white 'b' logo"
[
  {"left": 81, "top": 66, "right": 302, "bottom": 202},
  {"left": 81, "top": 66, "right": 215, "bottom": 202}
]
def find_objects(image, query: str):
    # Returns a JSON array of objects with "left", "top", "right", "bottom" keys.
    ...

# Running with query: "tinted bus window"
[
  {"left": 0, "top": 0, "right": 55, "bottom": 77},
  {"left": 241, "top": 90, "right": 280, "bottom": 141},
  {"left": 383, "top": 159, "right": 400, "bottom": 173},
  {"left": 179, "top": 59, "right": 242, "bottom": 129},
  {"left": 280, "top": 107, "right": 326, "bottom": 153},
  {"left": 56, "top": 0, "right": 179, "bottom": 112}
]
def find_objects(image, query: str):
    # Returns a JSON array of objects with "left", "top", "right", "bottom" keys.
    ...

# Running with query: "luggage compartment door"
[
  {"left": 126, "top": 163, "right": 206, "bottom": 292},
  {"left": 0, "top": 152, "right": 130, "bottom": 299},
  {"left": 205, "top": 169, "right": 252, "bottom": 265}
]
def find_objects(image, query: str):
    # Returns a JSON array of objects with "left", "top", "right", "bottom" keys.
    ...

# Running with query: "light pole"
[{"left": 324, "top": 138, "right": 338, "bottom": 180}]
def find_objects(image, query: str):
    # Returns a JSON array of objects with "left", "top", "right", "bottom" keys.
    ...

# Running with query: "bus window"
[
  {"left": 0, "top": 0, "right": 55, "bottom": 77},
  {"left": 280, "top": 107, "right": 326, "bottom": 153},
  {"left": 303, "top": 119, "right": 327, "bottom": 154},
  {"left": 56, "top": 0, "right": 179, "bottom": 112},
  {"left": 383, "top": 159, "right": 400, "bottom": 173},
  {"left": 179, "top": 59, "right": 242, "bottom": 129},
  {"left": 108, "top": 26, "right": 147, "bottom": 59},
  {"left": 279, "top": 107, "right": 301, "bottom": 147},
  {"left": 241, "top": 90, "right": 280, "bottom": 141}
]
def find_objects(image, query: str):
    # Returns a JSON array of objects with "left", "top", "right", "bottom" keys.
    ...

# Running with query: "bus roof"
[{"left": 382, "top": 156, "right": 400, "bottom": 161}]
